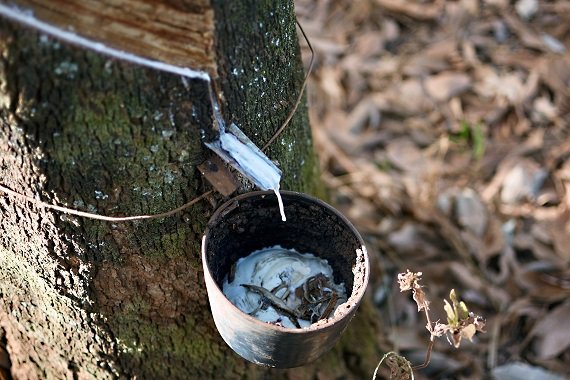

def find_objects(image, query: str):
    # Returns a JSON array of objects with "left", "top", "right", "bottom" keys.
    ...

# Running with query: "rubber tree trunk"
[{"left": 0, "top": 1, "right": 381, "bottom": 379}]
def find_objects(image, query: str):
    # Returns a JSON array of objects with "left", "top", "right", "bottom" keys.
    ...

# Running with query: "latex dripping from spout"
[{"left": 203, "top": 86, "right": 286, "bottom": 222}]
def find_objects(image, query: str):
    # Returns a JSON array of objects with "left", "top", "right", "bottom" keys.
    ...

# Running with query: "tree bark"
[{"left": 0, "top": 1, "right": 380, "bottom": 379}]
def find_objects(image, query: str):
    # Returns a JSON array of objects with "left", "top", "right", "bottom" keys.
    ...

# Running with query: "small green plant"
[
  {"left": 373, "top": 270, "right": 486, "bottom": 380},
  {"left": 451, "top": 121, "right": 486, "bottom": 160}
]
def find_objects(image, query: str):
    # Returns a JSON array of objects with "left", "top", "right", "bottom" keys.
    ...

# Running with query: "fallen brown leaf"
[{"left": 530, "top": 300, "right": 570, "bottom": 359}]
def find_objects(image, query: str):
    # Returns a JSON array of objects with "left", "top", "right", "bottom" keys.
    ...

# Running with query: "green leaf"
[
  {"left": 458, "top": 300, "right": 470, "bottom": 320},
  {"left": 449, "top": 289, "right": 458, "bottom": 304},
  {"left": 444, "top": 299, "right": 456, "bottom": 325},
  {"left": 471, "top": 123, "right": 486, "bottom": 160}
]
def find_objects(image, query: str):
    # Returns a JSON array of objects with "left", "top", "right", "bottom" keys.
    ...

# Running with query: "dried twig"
[{"left": 398, "top": 271, "right": 486, "bottom": 370}]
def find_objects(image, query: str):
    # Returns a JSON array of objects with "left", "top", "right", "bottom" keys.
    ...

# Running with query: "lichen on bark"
[{"left": 212, "top": 0, "right": 324, "bottom": 198}]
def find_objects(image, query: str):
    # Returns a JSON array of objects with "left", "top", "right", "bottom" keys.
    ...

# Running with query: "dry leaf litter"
[{"left": 296, "top": 0, "right": 570, "bottom": 378}]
